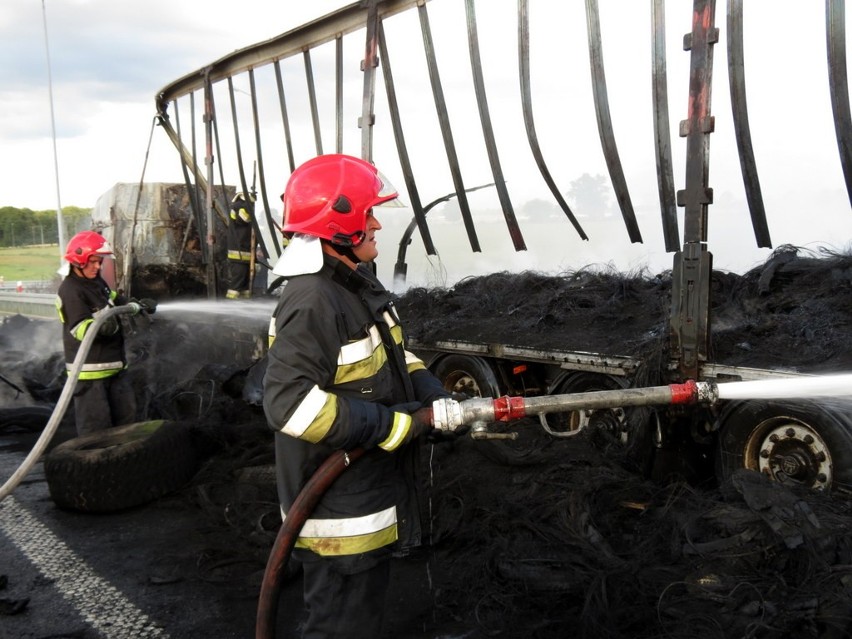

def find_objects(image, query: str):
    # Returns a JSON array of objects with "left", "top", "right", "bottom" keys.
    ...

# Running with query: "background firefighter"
[
  {"left": 225, "top": 191, "right": 256, "bottom": 299},
  {"left": 56, "top": 231, "right": 155, "bottom": 436},
  {"left": 263, "top": 154, "right": 453, "bottom": 638}
]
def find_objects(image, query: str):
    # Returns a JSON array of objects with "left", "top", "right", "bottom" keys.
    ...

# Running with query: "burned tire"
[
  {"left": 0, "top": 406, "right": 54, "bottom": 433},
  {"left": 715, "top": 400, "right": 852, "bottom": 491},
  {"left": 432, "top": 354, "right": 501, "bottom": 398},
  {"left": 44, "top": 420, "right": 199, "bottom": 513}
]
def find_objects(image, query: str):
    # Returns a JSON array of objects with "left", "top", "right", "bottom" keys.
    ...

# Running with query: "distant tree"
[
  {"left": 0, "top": 205, "right": 91, "bottom": 247},
  {"left": 566, "top": 173, "right": 612, "bottom": 217}
]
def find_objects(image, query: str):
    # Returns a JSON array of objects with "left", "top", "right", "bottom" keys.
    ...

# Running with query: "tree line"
[{"left": 0, "top": 206, "right": 92, "bottom": 248}]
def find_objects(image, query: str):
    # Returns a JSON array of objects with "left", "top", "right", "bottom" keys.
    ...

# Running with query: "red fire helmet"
[
  {"left": 281, "top": 154, "right": 399, "bottom": 247},
  {"left": 64, "top": 231, "right": 113, "bottom": 268}
]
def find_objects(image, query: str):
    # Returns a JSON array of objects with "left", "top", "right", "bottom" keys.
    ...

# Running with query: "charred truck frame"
[{"left": 153, "top": 0, "right": 852, "bottom": 491}]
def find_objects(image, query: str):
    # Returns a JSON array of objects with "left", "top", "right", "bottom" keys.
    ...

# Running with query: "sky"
[{"left": 2, "top": 0, "right": 852, "bottom": 287}]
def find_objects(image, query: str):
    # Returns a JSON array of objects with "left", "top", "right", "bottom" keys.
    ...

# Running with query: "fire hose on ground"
[
  {"left": 255, "top": 379, "right": 719, "bottom": 638},
  {"left": 0, "top": 302, "right": 143, "bottom": 503}
]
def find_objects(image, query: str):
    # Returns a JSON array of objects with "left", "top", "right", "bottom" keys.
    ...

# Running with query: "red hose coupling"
[
  {"left": 669, "top": 380, "right": 698, "bottom": 405},
  {"left": 493, "top": 396, "right": 527, "bottom": 422}
]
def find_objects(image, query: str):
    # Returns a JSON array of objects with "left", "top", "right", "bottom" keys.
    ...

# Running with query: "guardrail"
[{"left": 0, "top": 293, "right": 56, "bottom": 319}]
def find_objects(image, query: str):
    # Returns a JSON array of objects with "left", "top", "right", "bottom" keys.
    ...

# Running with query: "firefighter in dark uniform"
[
  {"left": 263, "top": 154, "right": 451, "bottom": 638},
  {"left": 225, "top": 191, "right": 256, "bottom": 299},
  {"left": 56, "top": 231, "right": 150, "bottom": 436}
]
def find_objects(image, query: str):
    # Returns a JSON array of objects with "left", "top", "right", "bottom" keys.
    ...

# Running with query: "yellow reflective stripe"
[
  {"left": 295, "top": 525, "right": 397, "bottom": 556},
  {"left": 281, "top": 385, "right": 337, "bottom": 443},
  {"left": 75, "top": 368, "right": 121, "bottom": 381},
  {"left": 283, "top": 505, "right": 398, "bottom": 556},
  {"left": 405, "top": 350, "right": 427, "bottom": 374},
  {"left": 227, "top": 249, "right": 252, "bottom": 261},
  {"left": 55, "top": 297, "right": 65, "bottom": 323},
  {"left": 71, "top": 319, "right": 93, "bottom": 341},
  {"left": 379, "top": 412, "right": 411, "bottom": 452},
  {"left": 267, "top": 317, "right": 276, "bottom": 348},
  {"left": 338, "top": 325, "right": 382, "bottom": 365},
  {"left": 389, "top": 323, "right": 404, "bottom": 346},
  {"left": 335, "top": 325, "right": 386, "bottom": 385},
  {"left": 238, "top": 209, "right": 251, "bottom": 223}
]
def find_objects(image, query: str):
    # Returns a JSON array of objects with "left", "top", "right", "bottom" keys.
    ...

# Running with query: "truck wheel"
[
  {"left": 432, "top": 355, "right": 501, "bottom": 398},
  {"left": 714, "top": 400, "right": 852, "bottom": 491},
  {"left": 44, "top": 420, "right": 199, "bottom": 513},
  {"left": 546, "top": 372, "right": 629, "bottom": 439}
]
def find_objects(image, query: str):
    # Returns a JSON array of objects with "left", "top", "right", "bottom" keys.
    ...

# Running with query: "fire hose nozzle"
[
  {"left": 432, "top": 396, "right": 497, "bottom": 431},
  {"left": 669, "top": 380, "right": 719, "bottom": 406}
]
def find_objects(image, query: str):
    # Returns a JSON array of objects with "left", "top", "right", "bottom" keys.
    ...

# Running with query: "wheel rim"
[
  {"left": 443, "top": 369, "right": 485, "bottom": 397},
  {"left": 743, "top": 416, "right": 832, "bottom": 489}
]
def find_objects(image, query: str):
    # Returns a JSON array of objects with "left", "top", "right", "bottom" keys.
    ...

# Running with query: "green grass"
[{"left": 0, "top": 245, "right": 64, "bottom": 282}]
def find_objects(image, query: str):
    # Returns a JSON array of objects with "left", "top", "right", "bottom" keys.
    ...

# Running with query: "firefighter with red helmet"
[
  {"left": 56, "top": 231, "right": 152, "bottom": 436},
  {"left": 263, "top": 154, "right": 450, "bottom": 637}
]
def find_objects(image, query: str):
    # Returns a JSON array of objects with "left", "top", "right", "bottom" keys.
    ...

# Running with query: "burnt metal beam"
[
  {"left": 248, "top": 69, "right": 279, "bottom": 259},
  {"left": 377, "top": 22, "right": 437, "bottom": 255},
  {"left": 584, "top": 0, "right": 642, "bottom": 243},
  {"left": 727, "top": 0, "right": 771, "bottom": 248},
  {"left": 651, "top": 0, "right": 680, "bottom": 252},
  {"left": 670, "top": 0, "right": 718, "bottom": 381},
  {"left": 465, "top": 0, "right": 525, "bottom": 251},
  {"left": 359, "top": 0, "right": 380, "bottom": 161},
  {"left": 418, "top": 2, "right": 481, "bottom": 252},
  {"left": 304, "top": 50, "right": 323, "bottom": 156},
  {"left": 273, "top": 61, "right": 296, "bottom": 174},
  {"left": 518, "top": 0, "right": 588, "bottom": 241},
  {"left": 156, "top": 0, "right": 424, "bottom": 107},
  {"left": 826, "top": 0, "right": 852, "bottom": 208}
]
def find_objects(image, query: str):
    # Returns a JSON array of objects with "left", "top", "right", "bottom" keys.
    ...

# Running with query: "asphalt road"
[
  {"left": 0, "top": 424, "right": 300, "bottom": 639},
  {"left": 0, "top": 425, "right": 441, "bottom": 639}
]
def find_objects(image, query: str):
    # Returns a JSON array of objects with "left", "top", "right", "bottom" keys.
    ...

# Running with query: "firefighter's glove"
[
  {"left": 97, "top": 315, "right": 120, "bottom": 337},
  {"left": 432, "top": 397, "right": 465, "bottom": 432},
  {"left": 386, "top": 402, "right": 434, "bottom": 448}
]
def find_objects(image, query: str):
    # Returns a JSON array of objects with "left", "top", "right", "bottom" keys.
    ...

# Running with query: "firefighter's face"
[
  {"left": 352, "top": 210, "right": 382, "bottom": 263},
  {"left": 80, "top": 256, "right": 104, "bottom": 279}
]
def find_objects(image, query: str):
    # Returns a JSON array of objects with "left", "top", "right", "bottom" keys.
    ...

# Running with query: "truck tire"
[
  {"left": 431, "top": 354, "right": 501, "bottom": 398},
  {"left": 0, "top": 406, "right": 54, "bottom": 432},
  {"left": 547, "top": 372, "right": 655, "bottom": 473},
  {"left": 714, "top": 400, "right": 852, "bottom": 491},
  {"left": 44, "top": 420, "right": 199, "bottom": 513},
  {"left": 546, "top": 372, "right": 628, "bottom": 437}
]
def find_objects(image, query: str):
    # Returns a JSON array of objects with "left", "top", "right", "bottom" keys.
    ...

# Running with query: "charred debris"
[{"left": 2, "top": 245, "right": 852, "bottom": 637}]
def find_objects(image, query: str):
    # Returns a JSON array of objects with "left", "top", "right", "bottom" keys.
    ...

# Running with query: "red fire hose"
[{"left": 255, "top": 447, "right": 366, "bottom": 639}]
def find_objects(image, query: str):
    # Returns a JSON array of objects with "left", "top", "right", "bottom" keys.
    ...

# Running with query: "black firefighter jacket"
[
  {"left": 56, "top": 270, "right": 126, "bottom": 380},
  {"left": 263, "top": 255, "right": 448, "bottom": 565}
]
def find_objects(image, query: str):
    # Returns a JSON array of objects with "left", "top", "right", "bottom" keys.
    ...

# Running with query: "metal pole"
[{"left": 41, "top": 0, "right": 66, "bottom": 262}]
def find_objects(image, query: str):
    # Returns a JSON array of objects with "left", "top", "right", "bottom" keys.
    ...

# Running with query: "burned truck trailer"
[{"left": 154, "top": 0, "right": 852, "bottom": 490}]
